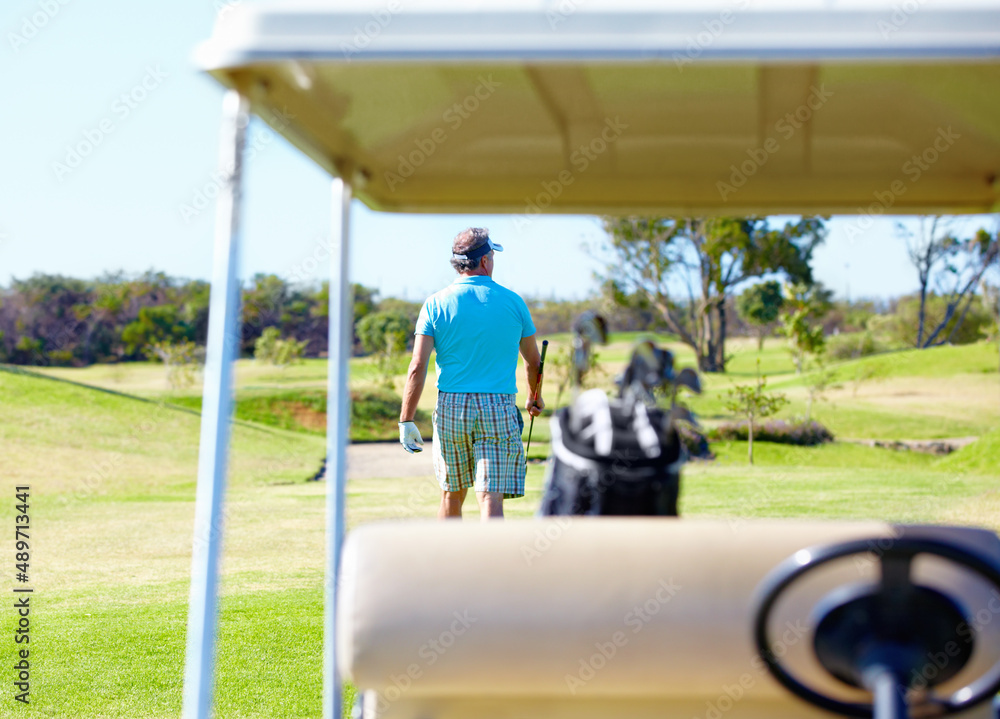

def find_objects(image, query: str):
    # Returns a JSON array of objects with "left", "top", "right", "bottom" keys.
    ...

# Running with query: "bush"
[
  {"left": 254, "top": 327, "right": 307, "bottom": 367},
  {"left": 710, "top": 419, "right": 834, "bottom": 446},
  {"left": 356, "top": 310, "right": 412, "bottom": 386},
  {"left": 883, "top": 294, "right": 993, "bottom": 347},
  {"left": 827, "top": 331, "right": 887, "bottom": 360},
  {"left": 146, "top": 339, "right": 203, "bottom": 389},
  {"left": 46, "top": 349, "right": 76, "bottom": 366}
]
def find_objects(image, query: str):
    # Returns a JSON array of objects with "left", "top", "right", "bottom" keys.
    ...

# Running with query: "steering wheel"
[{"left": 753, "top": 537, "right": 1000, "bottom": 719}]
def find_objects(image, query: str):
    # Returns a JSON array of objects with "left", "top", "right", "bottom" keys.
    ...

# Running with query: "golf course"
[{"left": 1, "top": 333, "right": 997, "bottom": 717}]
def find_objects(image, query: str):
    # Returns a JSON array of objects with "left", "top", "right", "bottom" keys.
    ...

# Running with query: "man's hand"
[
  {"left": 526, "top": 395, "right": 545, "bottom": 418},
  {"left": 399, "top": 421, "right": 424, "bottom": 453}
]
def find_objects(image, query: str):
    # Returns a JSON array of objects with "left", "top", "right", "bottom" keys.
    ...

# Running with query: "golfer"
[{"left": 399, "top": 228, "right": 544, "bottom": 520}]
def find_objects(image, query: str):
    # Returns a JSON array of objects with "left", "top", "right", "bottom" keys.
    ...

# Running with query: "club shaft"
[{"left": 526, "top": 340, "right": 548, "bottom": 453}]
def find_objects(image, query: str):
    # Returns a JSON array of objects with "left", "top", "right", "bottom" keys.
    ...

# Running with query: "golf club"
[{"left": 525, "top": 339, "right": 548, "bottom": 453}]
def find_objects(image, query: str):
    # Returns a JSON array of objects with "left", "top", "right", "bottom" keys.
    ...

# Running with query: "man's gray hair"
[{"left": 450, "top": 227, "right": 490, "bottom": 273}]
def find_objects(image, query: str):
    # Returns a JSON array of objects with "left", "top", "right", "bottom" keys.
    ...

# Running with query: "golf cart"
[{"left": 186, "top": 2, "right": 1000, "bottom": 718}]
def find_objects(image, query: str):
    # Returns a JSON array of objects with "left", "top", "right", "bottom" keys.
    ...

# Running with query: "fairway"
[{"left": 2, "top": 340, "right": 998, "bottom": 718}]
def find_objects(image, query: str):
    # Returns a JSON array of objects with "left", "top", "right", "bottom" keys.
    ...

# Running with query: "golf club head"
[
  {"left": 675, "top": 367, "right": 702, "bottom": 395},
  {"left": 668, "top": 404, "right": 698, "bottom": 427},
  {"left": 573, "top": 310, "right": 608, "bottom": 346},
  {"left": 572, "top": 311, "right": 609, "bottom": 387},
  {"left": 618, "top": 341, "right": 675, "bottom": 402}
]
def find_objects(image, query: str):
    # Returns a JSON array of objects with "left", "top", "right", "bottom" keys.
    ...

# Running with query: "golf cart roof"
[{"left": 197, "top": 0, "right": 1000, "bottom": 215}]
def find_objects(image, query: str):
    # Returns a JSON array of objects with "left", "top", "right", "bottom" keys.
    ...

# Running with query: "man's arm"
[
  {"left": 400, "top": 334, "right": 434, "bottom": 422},
  {"left": 519, "top": 334, "right": 545, "bottom": 417}
]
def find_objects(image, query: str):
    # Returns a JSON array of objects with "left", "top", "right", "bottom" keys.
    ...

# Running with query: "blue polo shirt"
[{"left": 415, "top": 276, "right": 536, "bottom": 394}]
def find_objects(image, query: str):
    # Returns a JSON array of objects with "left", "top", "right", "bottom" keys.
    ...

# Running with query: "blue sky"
[{"left": 2, "top": 0, "right": 995, "bottom": 304}]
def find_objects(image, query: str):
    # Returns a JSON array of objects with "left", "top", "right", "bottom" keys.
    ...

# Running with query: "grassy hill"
[
  {"left": 2, "top": 334, "right": 998, "bottom": 718},
  {"left": 0, "top": 368, "right": 328, "bottom": 718},
  {"left": 938, "top": 426, "right": 1000, "bottom": 474},
  {"left": 26, "top": 338, "right": 1000, "bottom": 444}
]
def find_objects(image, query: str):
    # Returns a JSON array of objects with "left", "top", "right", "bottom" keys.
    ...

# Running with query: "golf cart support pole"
[
  {"left": 182, "top": 89, "right": 248, "bottom": 719},
  {"left": 323, "top": 177, "right": 353, "bottom": 719}
]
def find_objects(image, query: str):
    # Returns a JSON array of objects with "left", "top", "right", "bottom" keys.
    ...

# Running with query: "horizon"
[{"left": 3, "top": 211, "right": 995, "bottom": 306}]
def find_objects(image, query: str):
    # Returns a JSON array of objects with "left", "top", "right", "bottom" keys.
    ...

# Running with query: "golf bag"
[{"left": 539, "top": 390, "right": 684, "bottom": 517}]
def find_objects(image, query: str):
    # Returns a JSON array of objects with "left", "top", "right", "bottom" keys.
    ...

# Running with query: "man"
[{"left": 398, "top": 227, "right": 544, "bottom": 520}]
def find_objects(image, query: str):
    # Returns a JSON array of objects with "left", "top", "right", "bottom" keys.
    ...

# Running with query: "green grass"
[
  {"left": 2, "top": 337, "right": 998, "bottom": 718},
  {"left": 938, "top": 426, "right": 1000, "bottom": 474},
  {"left": 0, "top": 367, "right": 331, "bottom": 716},
  {"left": 170, "top": 387, "right": 433, "bottom": 442},
  {"left": 683, "top": 342, "right": 999, "bottom": 439}
]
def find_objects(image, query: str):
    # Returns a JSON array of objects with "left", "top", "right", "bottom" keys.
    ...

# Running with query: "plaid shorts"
[{"left": 432, "top": 392, "right": 526, "bottom": 499}]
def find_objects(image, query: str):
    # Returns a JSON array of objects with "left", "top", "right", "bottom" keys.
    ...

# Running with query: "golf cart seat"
[{"left": 337, "top": 519, "right": 1000, "bottom": 719}]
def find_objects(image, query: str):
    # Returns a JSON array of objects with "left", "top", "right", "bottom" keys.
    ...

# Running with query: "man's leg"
[
  {"left": 439, "top": 488, "right": 468, "bottom": 519},
  {"left": 476, "top": 491, "right": 504, "bottom": 520},
  {"left": 433, "top": 393, "right": 475, "bottom": 520},
  {"left": 471, "top": 395, "right": 525, "bottom": 522}
]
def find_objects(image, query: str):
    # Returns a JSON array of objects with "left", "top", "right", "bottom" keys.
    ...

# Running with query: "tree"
[
  {"left": 254, "top": 327, "right": 307, "bottom": 367},
  {"left": 356, "top": 310, "right": 412, "bottom": 386},
  {"left": 781, "top": 282, "right": 832, "bottom": 374},
  {"left": 241, "top": 274, "right": 290, "bottom": 353},
  {"left": 981, "top": 279, "right": 999, "bottom": 343},
  {"left": 146, "top": 339, "right": 202, "bottom": 389},
  {"left": 899, "top": 218, "right": 999, "bottom": 348},
  {"left": 736, "top": 280, "right": 785, "bottom": 351},
  {"left": 120, "top": 305, "right": 193, "bottom": 357},
  {"left": 600, "top": 216, "right": 825, "bottom": 372},
  {"left": 723, "top": 359, "right": 789, "bottom": 465},
  {"left": 884, "top": 293, "right": 993, "bottom": 347},
  {"left": 547, "top": 343, "right": 607, "bottom": 409},
  {"left": 803, "top": 359, "right": 837, "bottom": 422}
]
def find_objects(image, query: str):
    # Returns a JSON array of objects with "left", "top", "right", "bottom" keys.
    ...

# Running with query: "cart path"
[
  {"left": 843, "top": 436, "right": 980, "bottom": 454},
  {"left": 348, "top": 441, "right": 435, "bottom": 479}
]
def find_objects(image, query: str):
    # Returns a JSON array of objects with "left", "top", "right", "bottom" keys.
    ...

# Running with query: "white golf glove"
[{"left": 399, "top": 421, "right": 424, "bottom": 454}]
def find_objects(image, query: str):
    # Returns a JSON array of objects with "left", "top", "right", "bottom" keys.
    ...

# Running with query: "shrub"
[
  {"left": 46, "top": 349, "right": 76, "bottom": 366},
  {"left": 146, "top": 339, "right": 203, "bottom": 389},
  {"left": 711, "top": 419, "right": 834, "bottom": 446},
  {"left": 254, "top": 326, "right": 307, "bottom": 367},
  {"left": 827, "top": 331, "right": 886, "bottom": 360},
  {"left": 355, "top": 310, "right": 412, "bottom": 387},
  {"left": 883, "top": 294, "right": 993, "bottom": 347}
]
